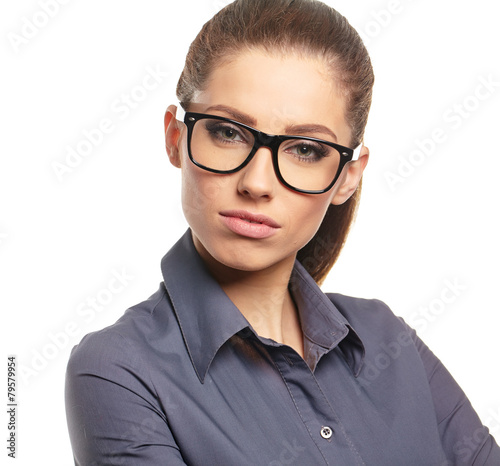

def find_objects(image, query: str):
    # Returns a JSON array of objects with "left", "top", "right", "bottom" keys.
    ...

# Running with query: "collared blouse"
[{"left": 65, "top": 231, "right": 500, "bottom": 465}]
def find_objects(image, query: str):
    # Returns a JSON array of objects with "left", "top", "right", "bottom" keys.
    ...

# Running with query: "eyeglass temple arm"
[
  {"left": 351, "top": 144, "right": 363, "bottom": 161},
  {"left": 176, "top": 105, "right": 186, "bottom": 122}
]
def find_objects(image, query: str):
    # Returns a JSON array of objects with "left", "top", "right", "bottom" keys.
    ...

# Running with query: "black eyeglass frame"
[{"left": 178, "top": 109, "right": 362, "bottom": 194}]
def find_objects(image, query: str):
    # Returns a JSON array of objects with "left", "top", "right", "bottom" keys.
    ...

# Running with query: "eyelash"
[
  {"left": 284, "top": 141, "right": 330, "bottom": 161},
  {"left": 206, "top": 123, "right": 248, "bottom": 144}
]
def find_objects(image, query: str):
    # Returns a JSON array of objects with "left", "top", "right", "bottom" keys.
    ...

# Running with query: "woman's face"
[{"left": 166, "top": 49, "right": 368, "bottom": 276}]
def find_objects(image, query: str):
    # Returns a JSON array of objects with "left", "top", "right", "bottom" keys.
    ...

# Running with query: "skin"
[{"left": 164, "top": 49, "right": 369, "bottom": 357}]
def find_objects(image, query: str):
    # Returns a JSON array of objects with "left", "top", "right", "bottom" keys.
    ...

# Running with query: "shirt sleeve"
[
  {"left": 65, "top": 328, "right": 188, "bottom": 466},
  {"left": 405, "top": 322, "right": 500, "bottom": 465}
]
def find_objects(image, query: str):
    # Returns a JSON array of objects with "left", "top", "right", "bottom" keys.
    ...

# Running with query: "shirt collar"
[
  {"left": 161, "top": 230, "right": 365, "bottom": 383},
  {"left": 289, "top": 261, "right": 365, "bottom": 376}
]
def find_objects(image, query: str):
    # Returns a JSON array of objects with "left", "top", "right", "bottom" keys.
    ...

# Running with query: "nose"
[{"left": 237, "top": 147, "right": 277, "bottom": 200}]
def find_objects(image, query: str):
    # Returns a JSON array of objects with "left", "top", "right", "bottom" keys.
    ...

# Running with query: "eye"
[
  {"left": 220, "top": 127, "right": 240, "bottom": 141},
  {"left": 204, "top": 121, "right": 249, "bottom": 145},
  {"left": 283, "top": 141, "right": 330, "bottom": 162},
  {"left": 296, "top": 144, "right": 314, "bottom": 157}
]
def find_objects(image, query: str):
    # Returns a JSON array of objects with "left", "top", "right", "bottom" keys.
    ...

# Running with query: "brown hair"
[{"left": 177, "top": 0, "right": 374, "bottom": 284}]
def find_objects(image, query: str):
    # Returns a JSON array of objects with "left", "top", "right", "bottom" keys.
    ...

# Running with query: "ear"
[
  {"left": 330, "top": 145, "right": 369, "bottom": 205},
  {"left": 164, "top": 104, "right": 182, "bottom": 168}
]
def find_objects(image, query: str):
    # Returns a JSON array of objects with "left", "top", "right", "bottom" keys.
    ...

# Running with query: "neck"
[{"left": 197, "top": 245, "right": 305, "bottom": 357}]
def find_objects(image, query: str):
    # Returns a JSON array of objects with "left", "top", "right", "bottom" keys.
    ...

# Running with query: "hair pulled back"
[{"left": 177, "top": 0, "right": 374, "bottom": 284}]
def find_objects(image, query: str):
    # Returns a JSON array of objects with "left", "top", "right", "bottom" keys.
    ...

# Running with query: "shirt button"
[{"left": 320, "top": 426, "right": 333, "bottom": 439}]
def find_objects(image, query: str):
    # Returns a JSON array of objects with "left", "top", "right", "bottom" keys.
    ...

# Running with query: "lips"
[{"left": 219, "top": 210, "right": 281, "bottom": 239}]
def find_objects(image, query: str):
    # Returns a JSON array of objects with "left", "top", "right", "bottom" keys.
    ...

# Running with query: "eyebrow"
[
  {"left": 284, "top": 124, "right": 338, "bottom": 142},
  {"left": 203, "top": 104, "right": 338, "bottom": 142},
  {"left": 205, "top": 105, "right": 257, "bottom": 126}
]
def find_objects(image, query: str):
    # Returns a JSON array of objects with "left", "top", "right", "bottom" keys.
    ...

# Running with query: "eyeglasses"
[{"left": 177, "top": 108, "right": 362, "bottom": 194}]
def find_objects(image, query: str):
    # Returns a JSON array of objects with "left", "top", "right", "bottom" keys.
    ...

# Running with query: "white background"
[{"left": 1, "top": 0, "right": 499, "bottom": 463}]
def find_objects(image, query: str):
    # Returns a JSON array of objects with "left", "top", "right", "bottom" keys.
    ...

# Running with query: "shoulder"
[
  {"left": 67, "top": 283, "right": 177, "bottom": 379},
  {"left": 326, "top": 293, "right": 392, "bottom": 316},
  {"left": 325, "top": 293, "right": 421, "bottom": 364},
  {"left": 326, "top": 293, "right": 409, "bottom": 337}
]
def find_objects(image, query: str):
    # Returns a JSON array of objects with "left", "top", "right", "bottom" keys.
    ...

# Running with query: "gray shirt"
[{"left": 65, "top": 231, "right": 500, "bottom": 465}]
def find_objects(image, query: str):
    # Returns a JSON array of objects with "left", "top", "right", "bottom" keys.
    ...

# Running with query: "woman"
[{"left": 65, "top": 0, "right": 500, "bottom": 464}]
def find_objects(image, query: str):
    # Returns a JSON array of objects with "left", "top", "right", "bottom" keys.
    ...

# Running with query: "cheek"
[
  {"left": 284, "top": 195, "right": 333, "bottom": 246},
  {"left": 180, "top": 167, "right": 231, "bottom": 225}
]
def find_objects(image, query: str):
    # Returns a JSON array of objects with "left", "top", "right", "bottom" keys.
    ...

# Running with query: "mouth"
[
  {"left": 219, "top": 210, "right": 281, "bottom": 239},
  {"left": 220, "top": 210, "right": 281, "bottom": 227}
]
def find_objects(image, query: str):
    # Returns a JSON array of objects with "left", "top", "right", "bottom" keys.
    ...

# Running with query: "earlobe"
[
  {"left": 330, "top": 146, "right": 369, "bottom": 205},
  {"left": 164, "top": 104, "right": 182, "bottom": 168}
]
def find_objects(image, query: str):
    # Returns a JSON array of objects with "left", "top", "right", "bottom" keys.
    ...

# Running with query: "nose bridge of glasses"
[{"left": 253, "top": 131, "right": 282, "bottom": 155}]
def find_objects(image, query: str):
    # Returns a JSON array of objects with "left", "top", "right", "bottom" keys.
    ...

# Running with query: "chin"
[{"left": 214, "top": 247, "right": 273, "bottom": 271}]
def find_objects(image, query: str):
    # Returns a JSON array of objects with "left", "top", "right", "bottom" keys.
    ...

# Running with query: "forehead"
[{"left": 191, "top": 48, "right": 351, "bottom": 144}]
